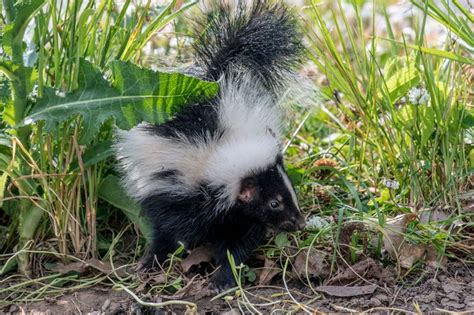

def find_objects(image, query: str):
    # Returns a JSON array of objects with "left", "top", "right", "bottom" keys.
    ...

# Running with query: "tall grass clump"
[
  {"left": 0, "top": 0, "right": 216, "bottom": 277},
  {"left": 304, "top": 0, "right": 472, "bottom": 211},
  {"left": 0, "top": 0, "right": 473, "bottom": 310},
  {"left": 281, "top": 0, "right": 474, "bottom": 282}
]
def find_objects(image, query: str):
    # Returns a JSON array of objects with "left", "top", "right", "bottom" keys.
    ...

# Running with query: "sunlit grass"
[{"left": 0, "top": 0, "right": 472, "bottom": 311}]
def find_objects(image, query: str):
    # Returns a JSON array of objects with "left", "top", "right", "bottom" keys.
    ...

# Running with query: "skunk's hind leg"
[{"left": 139, "top": 231, "right": 177, "bottom": 270}]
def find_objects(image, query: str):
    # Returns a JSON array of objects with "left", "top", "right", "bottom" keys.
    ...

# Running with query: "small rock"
[
  {"left": 441, "top": 298, "right": 450, "bottom": 305},
  {"left": 468, "top": 281, "right": 474, "bottom": 291},
  {"left": 442, "top": 280, "right": 463, "bottom": 294},
  {"left": 418, "top": 291, "right": 436, "bottom": 303},
  {"left": 9, "top": 305, "right": 18, "bottom": 313},
  {"left": 446, "top": 292, "right": 459, "bottom": 301},
  {"left": 464, "top": 297, "right": 474, "bottom": 307},
  {"left": 374, "top": 294, "right": 388, "bottom": 302},
  {"left": 369, "top": 297, "right": 382, "bottom": 307},
  {"left": 426, "top": 278, "right": 441, "bottom": 286},
  {"left": 101, "top": 299, "right": 111, "bottom": 311},
  {"left": 130, "top": 303, "right": 143, "bottom": 315},
  {"left": 444, "top": 301, "right": 465, "bottom": 310}
]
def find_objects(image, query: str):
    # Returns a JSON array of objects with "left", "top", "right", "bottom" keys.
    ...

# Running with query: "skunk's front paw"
[
  {"left": 136, "top": 254, "right": 156, "bottom": 272},
  {"left": 209, "top": 269, "right": 236, "bottom": 292},
  {"left": 137, "top": 253, "right": 167, "bottom": 272}
]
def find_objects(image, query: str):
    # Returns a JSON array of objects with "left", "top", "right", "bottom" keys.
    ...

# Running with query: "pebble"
[
  {"left": 418, "top": 291, "right": 436, "bottom": 302},
  {"left": 374, "top": 293, "right": 388, "bottom": 302},
  {"left": 442, "top": 281, "right": 463, "bottom": 294},
  {"left": 369, "top": 297, "right": 382, "bottom": 307},
  {"left": 444, "top": 301, "right": 465, "bottom": 310},
  {"left": 101, "top": 299, "right": 111, "bottom": 311},
  {"left": 446, "top": 292, "right": 459, "bottom": 301}
]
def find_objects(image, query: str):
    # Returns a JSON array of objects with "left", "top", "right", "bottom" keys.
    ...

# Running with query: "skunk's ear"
[{"left": 239, "top": 177, "right": 259, "bottom": 203}]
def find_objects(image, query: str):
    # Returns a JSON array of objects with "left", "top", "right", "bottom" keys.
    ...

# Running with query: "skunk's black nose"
[{"left": 290, "top": 216, "right": 306, "bottom": 230}]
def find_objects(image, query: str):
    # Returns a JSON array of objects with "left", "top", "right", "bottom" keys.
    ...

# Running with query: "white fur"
[
  {"left": 277, "top": 164, "right": 300, "bottom": 212},
  {"left": 115, "top": 74, "right": 282, "bottom": 211}
]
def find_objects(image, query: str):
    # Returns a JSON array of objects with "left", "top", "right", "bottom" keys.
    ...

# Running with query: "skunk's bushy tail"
[{"left": 193, "top": 0, "right": 303, "bottom": 94}]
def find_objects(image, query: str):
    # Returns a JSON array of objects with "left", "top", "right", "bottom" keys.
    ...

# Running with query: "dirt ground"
[{"left": 3, "top": 262, "right": 473, "bottom": 314}]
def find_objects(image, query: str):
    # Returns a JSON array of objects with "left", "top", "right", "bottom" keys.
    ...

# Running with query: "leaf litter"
[{"left": 9, "top": 261, "right": 473, "bottom": 313}]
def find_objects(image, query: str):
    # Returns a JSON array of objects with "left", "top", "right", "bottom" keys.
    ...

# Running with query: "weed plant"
[{"left": 0, "top": 0, "right": 472, "bottom": 311}]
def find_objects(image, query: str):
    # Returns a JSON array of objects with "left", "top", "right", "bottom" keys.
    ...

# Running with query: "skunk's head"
[{"left": 237, "top": 156, "right": 305, "bottom": 232}]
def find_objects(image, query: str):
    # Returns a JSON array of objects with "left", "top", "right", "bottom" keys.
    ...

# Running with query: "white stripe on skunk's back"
[{"left": 115, "top": 74, "right": 282, "bottom": 210}]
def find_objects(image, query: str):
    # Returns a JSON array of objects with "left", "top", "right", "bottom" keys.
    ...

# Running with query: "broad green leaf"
[
  {"left": 110, "top": 61, "right": 218, "bottom": 128},
  {"left": 0, "top": 77, "right": 10, "bottom": 104},
  {"left": 0, "top": 171, "right": 8, "bottom": 208},
  {"left": 0, "top": 132, "right": 12, "bottom": 148},
  {"left": 461, "top": 112, "right": 474, "bottom": 129},
  {"left": 397, "top": 105, "right": 435, "bottom": 147},
  {"left": 382, "top": 56, "right": 416, "bottom": 80},
  {"left": 98, "top": 175, "right": 152, "bottom": 242},
  {"left": 2, "top": 0, "right": 46, "bottom": 58},
  {"left": 419, "top": 107, "right": 435, "bottom": 147},
  {"left": 17, "top": 201, "right": 46, "bottom": 275},
  {"left": 381, "top": 66, "right": 420, "bottom": 103},
  {"left": 71, "top": 140, "right": 115, "bottom": 171},
  {"left": 22, "top": 60, "right": 219, "bottom": 143},
  {"left": 3, "top": 64, "right": 37, "bottom": 127},
  {"left": 0, "top": 256, "right": 18, "bottom": 276},
  {"left": 82, "top": 139, "right": 115, "bottom": 168},
  {"left": 375, "top": 188, "right": 391, "bottom": 203},
  {"left": 275, "top": 232, "right": 290, "bottom": 248}
]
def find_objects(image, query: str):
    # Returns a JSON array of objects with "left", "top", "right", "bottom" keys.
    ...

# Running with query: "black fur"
[
  {"left": 193, "top": 0, "right": 303, "bottom": 95},
  {"left": 142, "top": 99, "right": 222, "bottom": 144},
  {"left": 139, "top": 159, "right": 304, "bottom": 290},
  {"left": 133, "top": 0, "right": 305, "bottom": 291}
]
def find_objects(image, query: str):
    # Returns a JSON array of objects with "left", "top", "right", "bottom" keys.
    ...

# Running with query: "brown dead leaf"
[
  {"left": 258, "top": 258, "right": 280, "bottom": 285},
  {"left": 383, "top": 212, "right": 447, "bottom": 269},
  {"left": 459, "top": 190, "right": 474, "bottom": 213},
  {"left": 315, "top": 284, "right": 377, "bottom": 297},
  {"left": 52, "top": 258, "right": 127, "bottom": 277},
  {"left": 338, "top": 222, "right": 367, "bottom": 260},
  {"left": 398, "top": 243, "right": 426, "bottom": 269},
  {"left": 383, "top": 213, "right": 419, "bottom": 268},
  {"left": 152, "top": 273, "right": 168, "bottom": 285},
  {"left": 419, "top": 207, "right": 449, "bottom": 224},
  {"left": 391, "top": 240, "right": 445, "bottom": 270},
  {"left": 52, "top": 261, "right": 88, "bottom": 275},
  {"left": 181, "top": 245, "right": 213, "bottom": 273},
  {"left": 168, "top": 277, "right": 211, "bottom": 300},
  {"left": 293, "top": 249, "right": 330, "bottom": 279},
  {"left": 328, "top": 258, "right": 390, "bottom": 285},
  {"left": 425, "top": 245, "right": 447, "bottom": 269}
]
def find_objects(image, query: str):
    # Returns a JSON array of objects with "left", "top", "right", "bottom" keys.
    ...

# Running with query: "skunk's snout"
[
  {"left": 279, "top": 214, "right": 305, "bottom": 232},
  {"left": 291, "top": 215, "right": 306, "bottom": 231}
]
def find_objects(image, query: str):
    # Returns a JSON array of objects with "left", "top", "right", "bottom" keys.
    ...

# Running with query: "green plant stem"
[{"left": 17, "top": 201, "right": 46, "bottom": 275}]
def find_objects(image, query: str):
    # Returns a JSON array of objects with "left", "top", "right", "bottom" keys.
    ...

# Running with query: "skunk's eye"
[{"left": 270, "top": 200, "right": 280, "bottom": 209}]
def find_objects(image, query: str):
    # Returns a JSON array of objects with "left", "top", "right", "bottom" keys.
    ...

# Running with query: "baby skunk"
[{"left": 115, "top": 0, "right": 305, "bottom": 290}]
